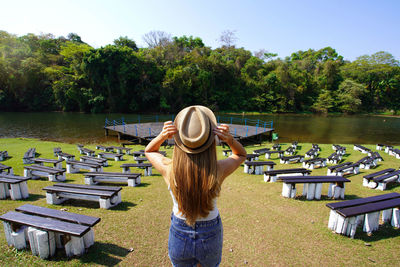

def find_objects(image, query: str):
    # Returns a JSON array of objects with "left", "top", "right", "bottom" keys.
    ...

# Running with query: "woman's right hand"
[{"left": 161, "top": 121, "right": 178, "bottom": 140}]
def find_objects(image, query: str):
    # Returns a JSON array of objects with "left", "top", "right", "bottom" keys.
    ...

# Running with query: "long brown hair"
[{"left": 169, "top": 141, "right": 220, "bottom": 226}]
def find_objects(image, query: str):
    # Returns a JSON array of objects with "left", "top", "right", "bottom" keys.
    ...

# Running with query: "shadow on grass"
[
  {"left": 109, "top": 201, "right": 136, "bottom": 211},
  {"left": 23, "top": 193, "right": 45, "bottom": 201},
  {"left": 294, "top": 194, "right": 360, "bottom": 202},
  {"left": 354, "top": 223, "right": 400, "bottom": 242}
]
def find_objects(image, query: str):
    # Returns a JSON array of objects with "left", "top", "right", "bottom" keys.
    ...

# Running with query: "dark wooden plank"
[
  {"left": 33, "top": 158, "right": 64, "bottom": 164},
  {"left": 373, "top": 170, "right": 400, "bottom": 183},
  {"left": 84, "top": 172, "right": 141, "bottom": 178},
  {"left": 24, "top": 164, "right": 65, "bottom": 174},
  {"left": 244, "top": 161, "right": 276, "bottom": 166},
  {"left": 66, "top": 160, "right": 102, "bottom": 167},
  {"left": 363, "top": 168, "right": 396, "bottom": 179},
  {"left": 328, "top": 162, "right": 352, "bottom": 170},
  {"left": 326, "top": 192, "right": 400, "bottom": 210},
  {"left": 0, "top": 174, "right": 30, "bottom": 183},
  {"left": 264, "top": 168, "right": 311, "bottom": 175},
  {"left": 53, "top": 183, "right": 122, "bottom": 192},
  {"left": 337, "top": 198, "right": 400, "bottom": 218},
  {"left": 15, "top": 204, "right": 100, "bottom": 227},
  {"left": 80, "top": 156, "right": 107, "bottom": 162},
  {"left": 0, "top": 211, "right": 89, "bottom": 236},
  {"left": 43, "top": 185, "right": 118, "bottom": 197},
  {"left": 279, "top": 176, "right": 350, "bottom": 183},
  {"left": 121, "top": 163, "right": 152, "bottom": 168}
]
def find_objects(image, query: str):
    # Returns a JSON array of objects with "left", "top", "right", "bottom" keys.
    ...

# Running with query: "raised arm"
[
  {"left": 214, "top": 124, "right": 247, "bottom": 182},
  {"left": 145, "top": 121, "right": 177, "bottom": 182}
]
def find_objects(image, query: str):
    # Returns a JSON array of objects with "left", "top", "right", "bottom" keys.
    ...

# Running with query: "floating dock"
[{"left": 105, "top": 116, "right": 274, "bottom": 145}]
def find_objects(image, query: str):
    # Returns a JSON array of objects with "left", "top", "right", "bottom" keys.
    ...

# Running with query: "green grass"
[{"left": 0, "top": 138, "right": 400, "bottom": 266}]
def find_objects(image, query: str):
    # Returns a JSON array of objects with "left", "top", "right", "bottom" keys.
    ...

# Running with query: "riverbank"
[{"left": 0, "top": 138, "right": 400, "bottom": 266}]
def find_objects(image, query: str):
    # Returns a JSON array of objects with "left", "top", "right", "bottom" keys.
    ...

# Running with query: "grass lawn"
[{"left": 0, "top": 138, "right": 399, "bottom": 266}]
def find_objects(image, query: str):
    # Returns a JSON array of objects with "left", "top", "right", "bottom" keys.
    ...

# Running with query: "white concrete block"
[
  {"left": 377, "top": 183, "right": 386, "bottom": 191},
  {"left": 382, "top": 209, "right": 393, "bottom": 223},
  {"left": 282, "top": 183, "right": 292, "bottom": 198},
  {"left": 335, "top": 215, "right": 347, "bottom": 234},
  {"left": 85, "top": 177, "right": 95, "bottom": 185},
  {"left": 83, "top": 229, "right": 95, "bottom": 248},
  {"left": 9, "top": 183, "right": 22, "bottom": 200},
  {"left": 314, "top": 183, "right": 322, "bottom": 200},
  {"left": 363, "top": 211, "right": 380, "bottom": 234},
  {"left": 243, "top": 165, "right": 249, "bottom": 173},
  {"left": 128, "top": 178, "right": 136, "bottom": 187},
  {"left": 290, "top": 187, "right": 296, "bottom": 198},
  {"left": 0, "top": 183, "right": 6, "bottom": 199},
  {"left": 11, "top": 226, "right": 27, "bottom": 250},
  {"left": 328, "top": 210, "right": 339, "bottom": 230},
  {"left": 302, "top": 184, "right": 308, "bottom": 196},
  {"left": 27, "top": 227, "right": 39, "bottom": 256},
  {"left": 263, "top": 174, "right": 270, "bottom": 182},
  {"left": 65, "top": 236, "right": 85, "bottom": 257},
  {"left": 46, "top": 192, "right": 65, "bottom": 205},
  {"left": 99, "top": 198, "right": 111, "bottom": 209},
  {"left": 20, "top": 181, "right": 29, "bottom": 199},
  {"left": 392, "top": 208, "right": 400, "bottom": 228},
  {"left": 3, "top": 222, "right": 13, "bottom": 246},
  {"left": 306, "top": 183, "right": 316, "bottom": 200}
]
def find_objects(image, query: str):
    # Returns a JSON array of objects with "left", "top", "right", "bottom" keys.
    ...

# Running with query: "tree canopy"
[{"left": 0, "top": 30, "right": 399, "bottom": 114}]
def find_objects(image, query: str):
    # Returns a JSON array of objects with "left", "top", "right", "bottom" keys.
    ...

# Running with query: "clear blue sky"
[{"left": 1, "top": 0, "right": 399, "bottom": 61}]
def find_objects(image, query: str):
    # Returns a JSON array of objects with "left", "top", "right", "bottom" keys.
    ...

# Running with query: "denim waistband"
[{"left": 171, "top": 213, "right": 220, "bottom": 228}]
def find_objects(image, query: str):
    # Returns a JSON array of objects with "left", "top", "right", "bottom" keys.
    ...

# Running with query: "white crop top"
[{"left": 168, "top": 187, "right": 219, "bottom": 221}]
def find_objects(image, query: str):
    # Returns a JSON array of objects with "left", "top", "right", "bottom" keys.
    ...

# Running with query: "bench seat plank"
[
  {"left": 363, "top": 168, "right": 396, "bottom": 179},
  {"left": 264, "top": 168, "right": 310, "bottom": 175},
  {"left": 120, "top": 163, "right": 152, "bottom": 168},
  {"left": 0, "top": 174, "right": 30, "bottom": 184},
  {"left": 373, "top": 170, "right": 400, "bottom": 183},
  {"left": 0, "top": 211, "right": 89, "bottom": 236},
  {"left": 53, "top": 183, "right": 122, "bottom": 192},
  {"left": 43, "top": 186, "right": 119, "bottom": 198},
  {"left": 337, "top": 198, "right": 400, "bottom": 218},
  {"left": 326, "top": 192, "right": 400, "bottom": 210},
  {"left": 84, "top": 172, "right": 141, "bottom": 178},
  {"left": 279, "top": 176, "right": 350, "bottom": 183},
  {"left": 15, "top": 204, "right": 100, "bottom": 227},
  {"left": 24, "top": 165, "right": 65, "bottom": 174}
]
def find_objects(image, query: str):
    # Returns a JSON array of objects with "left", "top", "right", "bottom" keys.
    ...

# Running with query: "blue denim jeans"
[{"left": 168, "top": 213, "right": 223, "bottom": 267}]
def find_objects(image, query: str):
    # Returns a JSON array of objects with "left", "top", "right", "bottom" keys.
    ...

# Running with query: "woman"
[{"left": 145, "top": 105, "right": 246, "bottom": 266}]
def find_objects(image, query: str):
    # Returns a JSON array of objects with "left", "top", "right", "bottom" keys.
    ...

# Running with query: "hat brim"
[{"left": 173, "top": 106, "right": 217, "bottom": 154}]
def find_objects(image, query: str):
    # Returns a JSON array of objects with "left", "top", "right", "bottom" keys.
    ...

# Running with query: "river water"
[{"left": 0, "top": 112, "right": 399, "bottom": 145}]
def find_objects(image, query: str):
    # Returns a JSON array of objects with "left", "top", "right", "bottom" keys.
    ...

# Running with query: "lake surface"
[{"left": 0, "top": 112, "right": 399, "bottom": 145}]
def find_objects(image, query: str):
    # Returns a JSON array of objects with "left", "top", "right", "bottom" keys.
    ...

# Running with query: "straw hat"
[{"left": 174, "top": 105, "right": 217, "bottom": 154}]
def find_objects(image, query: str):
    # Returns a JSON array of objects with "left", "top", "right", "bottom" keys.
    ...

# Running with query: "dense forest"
[{"left": 0, "top": 30, "right": 399, "bottom": 114}]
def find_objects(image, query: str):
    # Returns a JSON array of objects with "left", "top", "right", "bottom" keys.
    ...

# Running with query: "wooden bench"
[
  {"left": 243, "top": 161, "right": 276, "bottom": 175},
  {"left": 80, "top": 155, "right": 108, "bottom": 167},
  {"left": 302, "top": 157, "right": 327, "bottom": 170},
  {"left": 312, "top": 144, "right": 321, "bottom": 152},
  {"left": 84, "top": 172, "right": 142, "bottom": 187},
  {"left": 279, "top": 176, "right": 350, "bottom": 200},
  {"left": 78, "top": 147, "right": 95, "bottom": 157},
  {"left": 96, "top": 145, "right": 114, "bottom": 152},
  {"left": 66, "top": 160, "right": 103, "bottom": 173},
  {"left": 280, "top": 155, "right": 304, "bottom": 164},
  {"left": 356, "top": 156, "right": 377, "bottom": 169},
  {"left": 370, "top": 151, "right": 383, "bottom": 162},
  {"left": 246, "top": 154, "right": 259, "bottom": 162},
  {"left": 0, "top": 151, "right": 9, "bottom": 161},
  {"left": 132, "top": 150, "right": 145, "bottom": 159},
  {"left": 32, "top": 158, "right": 64, "bottom": 169},
  {"left": 265, "top": 150, "right": 284, "bottom": 159},
  {"left": 284, "top": 146, "right": 295, "bottom": 156},
  {"left": 327, "top": 152, "right": 342, "bottom": 164},
  {"left": 363, "top": 169, "right": 400, "bottom": 190},
  {"left": 253, "top": 148, "right": 270, "bottom": 155},
  {"left": 330, "top": 163, "right": 360, "bottom": 176},
  {"left": 384, "top": 145, "right": 394, "bottom": 154},
  {"left": 0, "top": 174, "right": 30, "bottom": 200},
  {"left": 389, "top": 148, "right": 400, "bottom": 159},
  {"left": 326, "top": 193, "right": 400, "bottom": 238},
  {"left": 263, "top": 168, "right": 311, "bottom": 182},
  {"left": 327, "top": 162, "right": 352, "bottom": 175},
  {"left": 305, "top": 148, "right": 318, "bottom": 158},
  {"left": 43, "top": 183, "right": 122, "bottom": 209},
  {"left": 222, "top": 149, "right": 232, "bottom": 156},
  {"left": 53, "top": 147, "right": 62, "bottom": 157},
  {"left": 121, "top": 163, "right": 153, "bottom": 176},
  {"left": 332, "top": 144, "right": 346, "bottom": 155},
  {"left": 271, "top": 143, "right": 281, "bottom": 150},
  {"left": 0, "top": 204, "right": 100, "bottom": 258},
  {"left": 98, "top": 152, "right": 123, "bottom": 161},
  {"left": 291, "top": 141, "right": 298, "bottom": 149},
  {"left": 57, "top": 152, "right": 75, "bottom": 161},
  {"left": 111, "top": 146, "right": 132, "bottom": 155},
  {"left": 23, "top": 148, "right": 36, "bottom": 164},
  {"left": 353, "top": 144, "right": 371, "bottom": 154},
  {"left": 376, "top": 144, "right": 387, "bottom": 151},
  {"left": 134, "top": 157, "right": 148, "bottom": 164},
  {"left": 24, "top": 165, "right": 66, "bottom": 182},
  {"left": 0, "top": 163, "right": 13, "bottom": 174}
]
